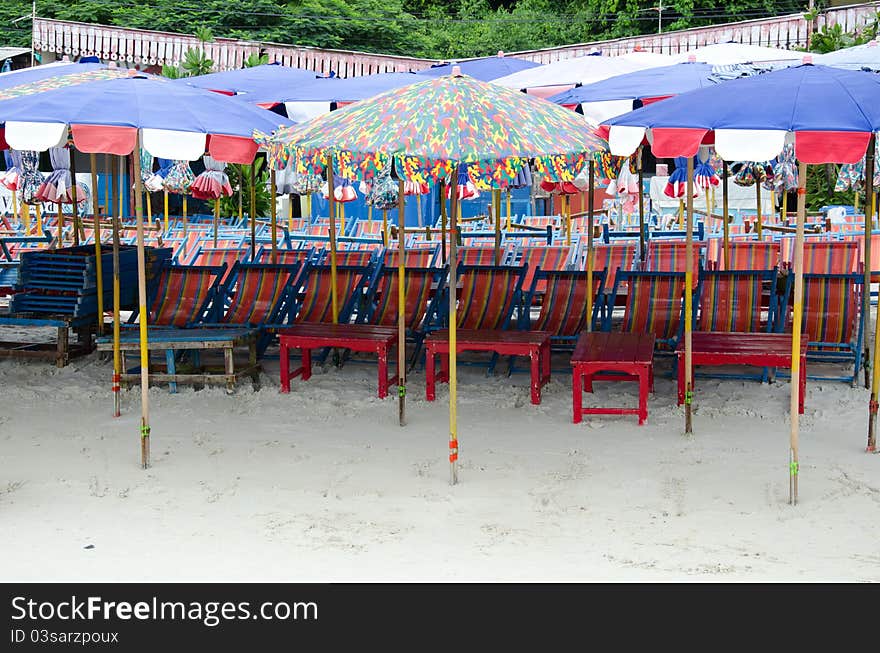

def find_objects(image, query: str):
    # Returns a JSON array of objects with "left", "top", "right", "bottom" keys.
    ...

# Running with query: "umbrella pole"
[
  {"left": 70, "top": 148, "right": 80, "bottom": 247},
  {"left": 756, "top": 182, "right": 763, "bottom": 239},
  {"left": 368, "top": 202, "right": 372, "bottom": 223},
  {"left": 11, "top": 189, "right": 18, "bottom": 226},
  {"left": 397, "top": 177, "right": 407, "bottom": 427},
  {"left": 565, "top": 194, "right": 571, "bottom": 246},
  {"left": 35, "top": 202, "right": 42, "bottom": 235},
  {"left": 249, "top": 163, "right": 256, "bottom": 261},
  {"left": 111, "top": 156, "right": 122, "bottom": 419},
  {"left": 326, "top": 157, "right": 338, "bottom": 323},
  {"left": 506, "top": 188, "right": 512, "bottom": 231},
  {"left": 790, "top": 161, "right": 807, "bottom": 504},
  {"left": 638, "top": 147, "right": 645, "bottom": 263},
  {"left": 494, "top": 189, "right": 502, "bottom": 266},
  {"left": 685, "top": 156, "right": 695, "bottom": 435},
  {"left": 89, "top": 153, "right": 103, "bottom": 336},
  {"left": 182, "top": 195, "right": 188, "bottom": 239},
  {"left": 56, "top": 202, "right": 63, "bottom": 249},
  {"left": 270, "top": 169, "right": 277, "bottom": 264},
  {"left": 163, "top": 190, "right": 169, "bottom": 233},
  {"left": 382, "top": 210, "right": 388, "bottom": 247},
  {"left": 439, "top": 182, "right": 447, "bottom": 265},
  {"left": 722, "top": 162, "right": 730, "bottom": 270},
  {"left": 864, "top": 137, "right": 875, "bottom": 393},
  {"left": 132, "top": 135, "right": 150, "bottom": 469},
  {"left": 237, "top": 170, "right": 242, "bottom": 224},
  {"left": 213, "top": 198, "right": 219, "bottom": 247},
  {"left": 288, "top": 193, "right": 294, "bottom": 231},
  {"left": 449, "top": 183, "right": 459, "bottom": 486},
  {"left": 416, "top": 192, "right": 422, "bottom": 228},
  {"left": 867, "top": 139, "right": 880, "bottom": 449},
  {"left": 587, "top": 161, "right": 595, "bottom": 332}
]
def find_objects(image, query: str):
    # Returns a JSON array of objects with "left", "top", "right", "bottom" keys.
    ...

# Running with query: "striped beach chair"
[
  {"left": 290, "top": 263, "right": 379, "bottom": 325},
  {"left": 213, "top": 262, "right": 302, "bottom": 328},
  {"left": 138, "top": 262, "right": 227, "bottom": 328},
  {"left": 525, "top": 268, "right": 606, "bottom": 347},
  {"left": 697, "top": 270, "right": 777, "bottom": 333},
  {"left": 646, "top": 240, "right": 702, "bottom": 276},
  {"left": 610, "top": 271, "right": 687, "bottom": 350},
  {"left": 713, "top": 240, "right": 780, "bottom": 271},
  {"left": 455, "top": 264, "right": 528, "bottom": 330},
  {"left": 383, "top": 244, "right": 440, "bottom": 268}
]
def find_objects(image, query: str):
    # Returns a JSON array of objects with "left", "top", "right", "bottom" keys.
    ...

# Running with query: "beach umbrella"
[
  {"left": 258, "top": 70, "right": 605, "bottom": 482},
  {"left": 179, "top": 62, "right": 318, "bottom": 101},
  {"left": 668, "top": 43, "right": 804, "bottom": 66},
  {"left": 415, "top": 53, "right": 539, "bottom": 81},
  {"left": 816, "top": 40, "right": 880, "bottom": 71},
  {"left": 0, "top": 71, "right": 291, "bottom": 468},
  {"left": 604, "top": 61, "right": 880, "bottom": 503}
]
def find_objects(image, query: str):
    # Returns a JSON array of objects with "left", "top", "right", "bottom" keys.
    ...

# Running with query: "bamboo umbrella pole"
[
  {"left": 145, "top": 191, "right": 151, "bottom": 232},
  {"left": 132, "top": 135, "right": 151, "bottom": 469},
  {"left": 756, "top": 181, "right": 763, "bottom": 239},
  {"left": 326, "top": 156, "right": 338, "bottom": 323},
  {"left": 397, "top": 178, "right": 407, "bottom": 427},
  {"left": 11, "top": 189, "right": 18, "bottom": 226},
  {"left": 340, "top": 201, "right": 346, "bottom": 234},
  {"left": 867, "top": 141, "right": 880, "bottom": 449},
  {"left": 22, "top": 203, "right": 30, "bottom": 235},
  {"left": 288, "top": 193, "right": 294, "bottom": 231},
  {"left": 638, "top": 147, "right": 646, "bottom": 263},
  {"left": 382, "top": 210, "right": 389, "bottom": 247},
  {"left": 213, "top": 198, "right": 219, "bottom": 247},
  {"left": 270, "top": 169, "right": 277, "bottom": 264},
  {"left": 163, "top": 190, "right": 169, "bottom": 233},
  {"left": 182, "top": 195, "right": 188, "bottom": 239},
  {"left": 506, "top": 188, "right": 512, "bottom": 231},
  {"left": 89, "top": 154, "right": 103, "bottom": 336},
  {"left": 685, "top": 156, "right": 695, "bottom": 435},
  {"left": 237, "top": 169, "right": 243, "bottom": 224},
  {"left": 111, "top": 156, "right": 122, "bottom": 419},
  {"left": 565, "top": 194, "right": 572, "bottom": 246},
  {"left": 103, "top": 154, "right": 110, "bottom": 216},
  {"left": 790, "top": 161, "right": 807, "bottom": 504},
  {"left": 56, "top": 202, "right": 63, "bottom": 248},
  {"left": 678, "top": 198, "right": 684, "bottom": 228},
  {"left": 722, "top": 162, "right": 730, "bottom": 270},
  {"left": 586, "top": 160, "right": 595, "bottom": 332},
  {"left": 368, "top": 202, "right": 373, "bottom": 223},
  {"left": 118, "top": 155, "right": 124, "bottom": 223},
  {"left": 439, "top": 182, "right": 447, "bottom": 265},
  {"left": 864, "top": 136, "right": 875, "bottom": 392},
  {"left": 306, "top": 192, "right": 312, "bottom": 221},
  {"left": 249, "top": 163, "right": 256, "bottom": 261},
  {"left": 416, "top": 192, "right": 422, "bottom": 228},
  {"left": 449, "top": 182, "right": 460, "bottom": 485},
  {"left": 35, "top": 202, "right": 42, "bottom": 234},
  {"left": 494, "top": 189, "right": 502, "bottom": 266},
  {"left": 70, "top": 146, "right": 80, "bottom": 247}
]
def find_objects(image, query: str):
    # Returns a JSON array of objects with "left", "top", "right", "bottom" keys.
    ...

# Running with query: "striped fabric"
[
  {"left": 369, "top": 268, "right": 435, "bottom": 330},
  {"left": 530, "top": 270, "right": 604, "bottom": 338},
  {"left": 149, "top": 266, "right": 220, "bottom": 327},
  {"left": 457, "top": 246, "right": 510, "bottom": 266},
  {"left": 518, "top": 245, "right": 571, "bottom": 295},
  {"left": 800, "top": 241, "right": 859, "bottom": 274},
  {"left": 591, "top": 243, "right": 636, "bottom": 292},
  {"left": 189, "top": 247, "right": 248, "bottom": 282},
  {"left": 517, "top": 216, "right": 561, "bottom": 229},
  {"left": 295, "top": 266, "right": 366, "bottom": 324},
  {"left": 222, "top": 265, "right": 294, "bottom": 326},
  {"left": 619, "top": 272, "right": 686, "bottom": 346},
  {"left": 256, "top": 249, "right": 313, "bottom": 265},
  {"left": 801, "top": 274, "right": 859, "bottom": 351},
  {"left": 717, "top": 241, "right": 780, "bottom": 271},
  {"left": 457, "top": 265, "right": 524, "bottom": 330},
  {"left": 352, "top": 221, "right": 387, "bottom": 238},
  {"left": 646, "top": 240, "right": 701, "bottom": 276},
  {"left": 698, "top": 271, "right": 771, "bottom": 333},
  {"left": 326, "top": 250, "right": 374, "bottom": 266},
  {"left": 383, "top": 248, "right": 437, "bottom": 268}
]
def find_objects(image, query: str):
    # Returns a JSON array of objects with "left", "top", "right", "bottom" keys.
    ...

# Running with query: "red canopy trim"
[
  {"left": 794, "top": 131, "right": 872, "bottom": 165},
  {"left": 650, "top": 128, "right": 709, "bottom": 158},
  {"left": 71, "top": 124, "right": 138, "bottom": 155},
  {"left": 0, "top": 127, "right": 8, "bottom": 151},
  {"left": 207, "top": 134, "right": 259, "bottom": 164}
]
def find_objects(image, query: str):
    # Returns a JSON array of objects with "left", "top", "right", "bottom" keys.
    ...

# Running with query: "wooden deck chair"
[
  {"left": 610, "top": 271, "right": 688, "bottom": 351},
  {"left": 213, "top": 262, "right": 302, "bottom": 328},
  {"left": 455, "top": 263, "right": 528, "bottom": 330},
  {"left": 323, "top": 249, "right": 376, "bottom": 267},
  {"left": 516, "top": 245, "right": 573, "bottom": 300},
  {"left": 697, "top": 270, "right": 777, "bottom": 333},
  {"left": 256, "top": 247, "right": 315, "bottom": 266},
  {"left": 779, "top": 272, "right": 865, "bottom": 384},
  {"left": 187, "top": 246, "right": 250, "bottom": 281},
  {"left": 646, "top": 240, "right": 702, "bottom": 276},
  {"left": 383, "top": 244, "right": 439, "bottom": 268},
  {"left": 525, "top": 268, "right": 606, "bottom": 348},
  {"left": 718, "top": 241, "right": 780, "bottom": 271},
  {"left": 590, "top": 242, "right": 637, "bottom": 323},
  {"left": 457, "top": 244, "right": 512, "bottom": 266},
  {"left": 136, "top": 262, "right": 227, "bottom": 328},
  {"left": 290, "top": 263, "right": 379, "bottom": 325},
  {"left": 800, "top": 241, "right": 860, "bottom": 274}
]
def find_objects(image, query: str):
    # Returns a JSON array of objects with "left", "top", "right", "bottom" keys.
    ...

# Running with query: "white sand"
[{"left": 1, "top": 338, "right": 878, "bottom": 582}]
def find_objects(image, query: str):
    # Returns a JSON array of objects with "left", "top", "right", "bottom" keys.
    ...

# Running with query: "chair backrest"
[
  {"left": 589, "top": 242, "right": 637, "bottom": 292},
  {"left": 255, "top": 247, "right": 314, "bottom": 266},
  {"left": 456, "top": 263, "right": 527, "bottom": 330},
  {"left": 188, "top": 246, "right": 249, "bottom": 281},
  {"left": 800, "top": 241, "right": 860, "bottom": 274},
  {"left": 697, "top": 270, "right": 776, "bottom": 333},
  {"left": 718, "top": 241, "right": 780, "bottom": 271},
  {"left": 219, "top": 262, "right": 301, "bottom": 326},
  {"left": 457, "top": 245, "right": 510, "bottom": 266},
  {"left": 527, "top": 269, "right": 606, "bottom": 338},
  {"left": 800, "top": 273, "right": 861, "bottom": 348},
  {"left": 147, "top": 262, "right": 226, "bottom": 327},
  {"left": 646, "top": 240, "right": 701, "bottom": 276},
  {"left": 366, "top": 266, "right": 446, "bottom": 331},
  {"left": 614, "top": 271, "right": 687, "bottom": 346},
  {"left": 383, "top": 246, "right": 439, "bottom": 269},
  {"left": 322, "top": 249, "right": 375, "bottom": 267},
  {"left": 516, "top": 245, "right": 572, "bottom": 296},
  {"left": 293, "top": 263, "right": 375, "bottom": 324}
]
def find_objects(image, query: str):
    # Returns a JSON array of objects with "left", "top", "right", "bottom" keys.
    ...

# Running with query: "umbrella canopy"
[
  {"left": 415, "top": 54, "right": 538, "bottom": 81},
  {"left": 0, "top": 61, "right": 106, "bottom": 89},
  {"left": 0, "top": 72, "right": 292, "bottom": 162},
  {"left": 264, "top": 72, "right": 607, "bottom": 184},
  {"left": 817, "top": 40, "right": 880, "bottom": 71},
  {"left": 549, "top": 62, "right": 716, "bottom": 124},
  {"left": 490, "top": 54, "right": 656, "bottom": 97},
  {"left": 604, "top": 63, "right": 880, "bottom": 164},
  {"left": 669, "top": 43, "right": 804, "bottom": 65},
  {"left": 179, "top": 62, "right": 318, "bottom": 97}
]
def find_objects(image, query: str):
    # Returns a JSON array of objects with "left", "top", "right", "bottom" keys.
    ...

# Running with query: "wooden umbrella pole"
[
  {"left": 163, "top": 190, "right": 169, "bottom": 233},
  {"left": 84, "top": 153, "right": 102, "bottom": 337},
  {"left": 288, "top": 193, "right": 294, "bottom": 231},
  {"left": 70, "top": 147, "right": 80, "bottom": 247},
  {"left": 132, "top": 135, "right": 151, "bottom": 469},
  {"left": 326, "top": 156, "right": 338, "bottom": 323},
  {"left": 368, "top": 202, "right": 373, "bottom": 223},
  {"left": 782, "top": 191, "right": 788, "bottom": 222},
  {"left": 449, "top": 182, "right": 460, "bottom": 485},
  {"left": 790, "top": 161, "right": 807, "bottom": 505},
  {"left": 494, "top": 189, "right": 502, "bottom": 266},
  {"left": 382, "top": 210, "right": 388, "bottom": 247},
  {"left": 586, "top": 160, "right": 595, "bottom": 332},
  {"left": 249, "top": 163, "right": 256, "bottom": 261},
  {"left": 213, "top": 198, "right": 219, "bottom": 247},
  {"left": 506, "top": 188, "right": 512, "bottom": 231},
  {"left": 56, "top": 202, "right": 63, "bottom": 248},
  {"left": 637, "top": 147, "right": 646, "bottom": 262},
  {"left": 565, "top": 194, "right": 572, "bottom": 246},
  {"left": 22, "top": 201, "right": 30, "bottom": 234},
  {"left": 270, "top": 169, "right": 278, "bottom": 264},
  {"left": 439, "top": 182, "right": 447, "bottom": 265},
  {"left": 867, "top": 140, "right": 880, "bottom": 450},
  {"left": 35, "top": 202, "right": 42, "bottom": 234},
  {"left": 182, "top": 195, "right": 188, "bottom": 239},
  {"left": 685, "top": 156, "right": 695, "bottom": 435},
  {"left": 11, "top": 188, "right": 18, "bottom": 224},
  {"left": 237, "top": 168, "right": 243, "bottom": 224},
  {"left": 864, "top": 136, "right": 875, "bottom": 392},
  {"left": 397, "top": 177, "right": 407, "bottom": 427},
  {"left": 722, "top": 162, "right": 730, "bottom": 270},
  {"left": 756, "top": 182, "right": 763, "bottom": 239},
  {"left": 112, "top": 156, "right": 122, "bottom": 419},
  {"left": 416, "top": 192, "right": 422, "bottom": 228}
]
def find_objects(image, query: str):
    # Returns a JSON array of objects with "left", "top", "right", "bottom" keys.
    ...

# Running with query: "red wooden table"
[
  {"left": 278, "top": 324, "right": 398, "bottom": 398},
  {"left": 570, "top": 332, "right": 655, "bottom": 425},
  {"left": 676, "top": 331, "right": 807, "bottom": 414},
  {"left": 424, "top": 329, "right": 551, "bottom": 405}
]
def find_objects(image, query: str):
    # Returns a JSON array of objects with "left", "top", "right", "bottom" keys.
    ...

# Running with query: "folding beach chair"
[
  {"left": 515, "top": 244, "right": 573, "bottom": 301},
  {"left": 525, "top": 268, "right": 606, "bottom": 348},
  {"left": 716, "top": 241, "right": 780, "bottom": 271},
  {"left": 289, "top": 262, "right": 380, "bottom": 325},
  {"left": 135, "top": 261, "right": 227, "bottom": 328},
  {"left": 383, "top": 243, "right": 440, "bottom": 268},
  {"left": 609, "top": 271, "right": 688, "bottom": 351},
  {"left": 645, "top": 240, "right": 702, "bottom": 276}
]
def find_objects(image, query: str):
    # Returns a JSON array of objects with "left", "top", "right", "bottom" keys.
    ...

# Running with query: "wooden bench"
[
  {"left": 676, "top": 331, "right": 807, "bottom": 414},
  {"left": 424, "top": 329, "right": 551, "bottom": 405},
  {"left": 0, "top": 311, "right": 95, "bottom": 368},
  {"left": 571, "top": 331, "right": 655, "bottom": 425},
  {"left": 95, "top": 327, "right": 261, "bottom": 393},
  {"left": 278, "top": 323, "right": 398, "bottom": 399}
]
